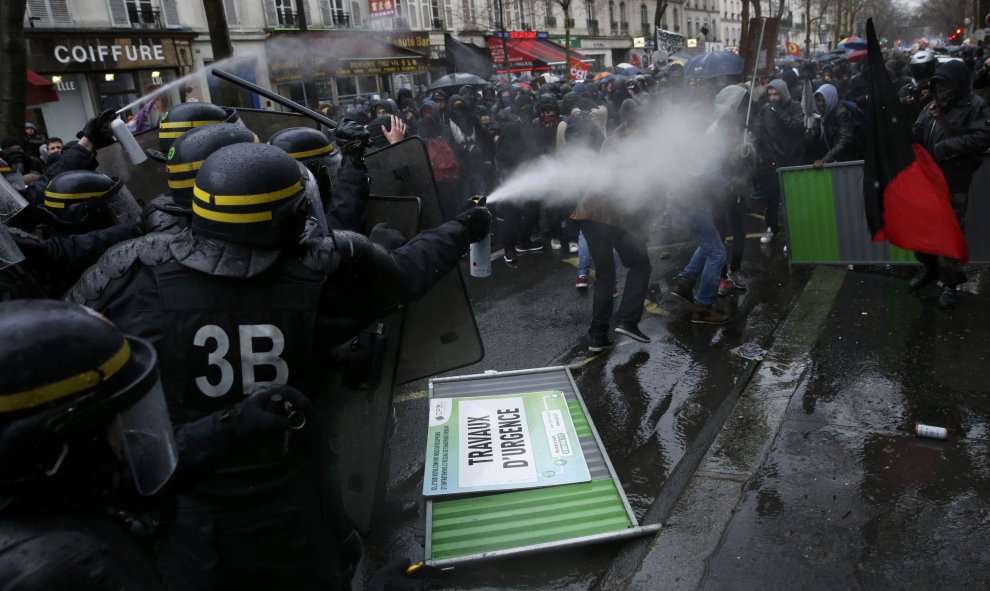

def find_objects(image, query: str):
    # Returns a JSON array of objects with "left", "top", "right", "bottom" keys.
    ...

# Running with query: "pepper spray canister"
[
  {"left": 110, "top": 117, "right": 148, "bottom": 165},
  {"left": 468, "top": 195, "right": 492, "bottom": 278},
  {"left": 914, "top": 422, "right": 948, "bottom": 440}
]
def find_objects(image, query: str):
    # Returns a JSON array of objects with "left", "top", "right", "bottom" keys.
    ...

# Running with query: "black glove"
[
  {"left": 219, "top": 385, "right": 312, "bottom": 440},
  {"left": 455, "top": 206, "right": 491, "bottom": 243},
  {"left": 369, "top": 222, "right": 407, "bottom": 250},
  {"left": 367, "top": 558, "right": 431, "bottom": 591},
  {"left": 334, "top": 118, "right": 370, "bottom": 159},
  {"left": 78, "top": 109, "right": 117, "bottom": 150}
]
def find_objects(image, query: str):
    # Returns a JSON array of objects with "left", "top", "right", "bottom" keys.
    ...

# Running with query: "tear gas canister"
[{"left": 468, "top": 195, "right": 491, "bottom": 278}]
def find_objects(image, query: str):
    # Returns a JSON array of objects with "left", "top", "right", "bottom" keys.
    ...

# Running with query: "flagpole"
[{"left": 743, "top": 16, "right": 768, "bottom": 145}]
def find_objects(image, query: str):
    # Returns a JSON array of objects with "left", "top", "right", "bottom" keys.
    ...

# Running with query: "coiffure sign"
[
  {"left": 27, "top": 36, "right": 189, "bottom": 72},
  {"left": 54, "top": 42, "right": 166, "bottom": 65}
]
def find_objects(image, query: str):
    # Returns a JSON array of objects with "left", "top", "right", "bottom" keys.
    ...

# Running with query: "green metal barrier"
[{"left": 779, "top": 156, "right": 990, "bottom": 265}]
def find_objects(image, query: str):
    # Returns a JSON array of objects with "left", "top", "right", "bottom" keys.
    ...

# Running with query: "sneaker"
[
  {"left": 568, "top": 241, "right": 579, "bottom": 254},
  {"left": 503, "top": 251, "right": 518, "bottom": 265},
  {"left": 936, "top": 285, "right": 957, "bottom": 309},
  {"left": 718, "top": 279, "right": 730, "bottom": 296},
  {"left": 515, "top": 241, "right": 544, "bottom": 254},
  {"left": 615, "top": 323, "right": 651, "bottom": 343},
  {"left": 587, "top": 333, "right": 615, "bottom": 352},
  {"left": 550, "top": 238, "right": 562, "bottom": 250},
  {"left": 670, "top": 276, "right": 694, "bottom": 303},
  {"left": 575, "top": 275, "right": 590, "bottom": 289},
  {"left": 727, "top": 270, "right": 748, "bottom": 292},
  {"left": 760, "top": 227, "right": 774, "bottom": 244},
  {"left": 691, "top": 302, "right": 730, "bottom": 324}
]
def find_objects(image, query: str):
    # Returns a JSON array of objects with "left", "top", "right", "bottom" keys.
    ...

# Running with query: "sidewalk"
[{"left": 624, "top": 266, "right": 990, "bottom": 590}]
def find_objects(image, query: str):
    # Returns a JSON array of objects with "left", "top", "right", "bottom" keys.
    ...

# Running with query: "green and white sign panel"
[{"left": 423, "top": 390, "right": 590, "bottom": 497}]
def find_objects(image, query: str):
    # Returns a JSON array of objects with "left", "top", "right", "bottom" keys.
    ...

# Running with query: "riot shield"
[
  {"left": 364, "top": 138, "right": 484, "bottom": 384},
  {"left": 323, "top": 195, "right": 421, "bottom": 534},
  {"left": 95, "top": 109, "right": 319, "bottom": 207}
]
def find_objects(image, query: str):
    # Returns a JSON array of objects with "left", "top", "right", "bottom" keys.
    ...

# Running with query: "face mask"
[{"left": 935, "top": 84, "right": 958, "bottom": 109}]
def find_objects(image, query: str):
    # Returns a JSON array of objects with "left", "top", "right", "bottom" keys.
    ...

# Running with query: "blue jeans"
[{"left": 677, "top": 206, "right": 725, "bottom": 306}]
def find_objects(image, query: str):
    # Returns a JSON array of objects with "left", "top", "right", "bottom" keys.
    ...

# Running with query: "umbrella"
[
  {"left": 592, "top": 71, "right": 612, "bottom": 82},
  {"left": 429, "top": 72, "right": 490, "bottom": 96},
  {"left": 846, "top": 49, "right": 868, "bottom": 62},
  {"left": 616, "top": 62, "right": 634, "bottom": 69},
  {"left": 837, "top": 36, "right": 867, "bottom": 50},
  {"left": 619, "top": 66, "right": 642, "bottom": 75},
  {"left": 683, "top": 51, "right": 744, "bottom": 79}
]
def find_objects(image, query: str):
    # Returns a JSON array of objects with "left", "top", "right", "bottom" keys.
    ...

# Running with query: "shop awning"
[
  {"left": 267, "top": 33, "right": 426, "bottom": 83},
  {"left": 26, "top": 69, "right": 59, "bottom": 106},
  {"left": 487, "top": 37, "right": 592, "bottom": 73}
]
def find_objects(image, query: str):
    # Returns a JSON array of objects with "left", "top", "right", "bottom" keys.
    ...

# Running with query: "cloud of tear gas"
[{"left": 485, "top": 92, "right": 753, "bottom": 212}]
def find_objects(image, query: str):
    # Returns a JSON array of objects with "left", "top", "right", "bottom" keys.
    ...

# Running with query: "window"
[
  {"left": 619, "top": 2, "right": 625, "bottom": 23},
  {"left": 126, "top": 0, "right": 158, "bottom": 26},
  {"left": 320, "top": 0, "right": 349, "bottom": 26},
  {"left": 273, "top": 0, "right": 296, "bottom": 25},
  {"left": 608, "top": 1, "right": 615, "bottom": 26},
  {"left": 585, "top": 0, "right": 594, "bottom": 20},
  {"left": 640, "top": 3, "right": 647, "bottom": 26},
  {"left": 223, "top": 0, "right": 239, "bottom": 25},
  {"left": 26, "top": 0, "right": 72, "bottom": 25}
]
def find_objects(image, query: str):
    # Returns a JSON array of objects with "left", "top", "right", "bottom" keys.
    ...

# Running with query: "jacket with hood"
[
  {"left": 913, "top": 60, "right": 990, "bottom": 192},
  {"left": 754, "top": 79, "right": 805, "bottom": 169},
  {"left": 813, "top": 83, "right": 859, "bottom": 163},
  {"left": 531, "top": 94, "right": 561, "bottom": 155},
  {"left": 494, "top": 94, "right": 537, "bottom": 175},
  {"left": 444, "top": 94, "right": 494, "bottom": 169}
]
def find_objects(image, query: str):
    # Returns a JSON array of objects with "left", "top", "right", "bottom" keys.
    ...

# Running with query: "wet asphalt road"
[
  {"left": 354, "top": 212, "right": 817, "bottom": 589},
  {"left": 355, "top": 210, "right": 990, "bottom": 589}
]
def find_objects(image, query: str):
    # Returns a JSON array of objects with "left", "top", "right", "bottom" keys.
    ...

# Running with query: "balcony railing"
[
  {"left": 275, "top": 8, "right": 297, "bottom": 26},
  {"left": 431, "top": 17, "right": 444, "bottom": 29},
  {"left": 586, "top": 18, "right": 599, "bottom": 35},
  {"left": 521, "top": 21, "right": 530, "bottom": 30},
  {"left": 566, "top": 18, "right": 575, "bottom": 28},
  {"left": 128, "top": 8, "right": 163, "bottom": 28},
  {"left": 545, "top": 15, "right": 556, "bottom": 27},
  {"left": 641, "top": 24, "right": 651, "bottom": 36},
  {"left": 620, "top": 21, "right": 628, "bottom": 33},
  {"left": 328, "top": 9, "right": 350, "bottom": 26},
  {"left": 610, "top": 21, "right": 618, "bottom": 34}
]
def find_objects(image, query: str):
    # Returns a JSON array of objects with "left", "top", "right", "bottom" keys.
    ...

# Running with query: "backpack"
[{"left": 426, "top": 137, "right": 460, "bottom": 182}]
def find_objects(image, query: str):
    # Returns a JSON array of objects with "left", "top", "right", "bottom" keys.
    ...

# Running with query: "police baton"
[{"left": 210, "top": 69, "right": 338, "bottom": 131}]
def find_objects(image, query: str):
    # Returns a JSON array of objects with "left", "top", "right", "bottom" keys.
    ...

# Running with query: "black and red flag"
[{"left": 862, "top": 18, "right": 969, "bottom": 263}]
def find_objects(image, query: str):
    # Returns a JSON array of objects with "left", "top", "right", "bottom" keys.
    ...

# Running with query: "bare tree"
[{"left": 0, "top": 0, "right": 27, "bottom": 138}]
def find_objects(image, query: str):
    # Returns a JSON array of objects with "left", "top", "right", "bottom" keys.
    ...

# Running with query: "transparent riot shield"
[{"left": 364, "top": 138, "right": 484, "bottom": 384}]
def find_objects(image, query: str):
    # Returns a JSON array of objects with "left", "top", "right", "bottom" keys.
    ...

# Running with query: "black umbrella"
[
  {"left": 683, "top": 51, "right": 744, "bottom": 79},
  {"left": 429, "top": 73, "right": 490, "bottom": 96}
]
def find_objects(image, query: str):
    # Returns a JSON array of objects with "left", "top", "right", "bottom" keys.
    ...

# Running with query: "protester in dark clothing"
[
  {"left": 532, "top": 94, "right": 572, "bottom": 250},
  {"left": 398, "top": 98, "right": 419, "bottom": 137},
  {"left": 910, "top": 60, "right": 990, "bottom": 309},
  {"left": 494, "top": 92, "right": 542, "bottom": 263},
  {"left": 811, "top": 83, "right": 859, "bottom": 167},
  {"left": 444, "top": 94, "right": 494, "bottom": 200},
  {"left": 754, "top": 78, "right": 805, "bottom": 243}
]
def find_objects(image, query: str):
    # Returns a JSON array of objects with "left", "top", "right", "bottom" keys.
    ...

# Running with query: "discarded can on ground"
[{"left": 914, "top": 422, "right": 948, "bottom": 440}]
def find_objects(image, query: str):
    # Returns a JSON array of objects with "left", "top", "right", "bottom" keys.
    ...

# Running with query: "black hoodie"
[{"left": 912, "top": 60, "right": 990, "bottom": 191}]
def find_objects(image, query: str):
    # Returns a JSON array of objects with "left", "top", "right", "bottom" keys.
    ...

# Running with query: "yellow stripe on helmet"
[
  {"left": 166, "top": 159, "right": 205, "bottom": 174},
  {"left": 192, "top": 202, "right": 273, "bottom": 223},
  {"left": 192, "top": 181, "right": 302, "bottom": 207},
  {"left": 160, "top": 120, "right": 221, "bottom": 129},
  {"left": 287, "top": 144, "right": 334, "bottom": 160},
  {"left": 44, "top": 190, "right": 105, "bottom": 200},
  {"left": 167, "top": 178, "right": 196, "bottom": 189},
  {"left": 158, "top": 131, "right": 184, "bottom": 139},
  {"left": 0, "top": 341, "right": 131, "bottom": 413},
  {"left": 43, "top": 200, "right": 65, "bottom": 209}
]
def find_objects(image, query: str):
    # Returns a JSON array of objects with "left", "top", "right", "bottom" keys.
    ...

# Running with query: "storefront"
[
  {"left": 486, "top": 32, "right": 592, "bottom": 76},
  {"left": 266, "top": 31, "right": 429, "bottom": 108},
  {"left": 26, "top": 31, "right": 195, "bottom": 141}
]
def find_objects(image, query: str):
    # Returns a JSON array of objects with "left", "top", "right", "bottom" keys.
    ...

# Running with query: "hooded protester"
[
  {"left": 417, "top": 100, "right": 444, "bottom": 140},
  {"left": 909, "top": 60, "right": 990, "bottom": 309},
  {"left": 398, "top": 97, "right": 419, "bottom": 137},
  {"left": 810, "top": 83, "right": 860, "bottom": 167},
  {"left": 430, "top": 90, "right": 449, "bottom": 123},
  {"left": 754, "top": 78, "right": 805, "bottom": 244},
  {"left": 445, "top": 94, "right": 494, "bottom": 199}
]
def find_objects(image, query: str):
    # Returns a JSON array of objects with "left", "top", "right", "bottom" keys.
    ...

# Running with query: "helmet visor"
[
  {"left": 0, "top": 176, "right": 28, "bottom": 224},
  {"left": 0, "top": 224, "right": 26, "bottom": 271},
  {"left": 301, "top": 165, "right": 329, "bottom": 238},
  {"left": 105, "top": 184, "right": 143, "bottom": 225},
  {"left": 114, "top": 379, "right": 177, "bottom": 495}
]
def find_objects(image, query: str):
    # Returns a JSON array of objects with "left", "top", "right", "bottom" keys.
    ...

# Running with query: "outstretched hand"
[{"left": 383, "top": 115, "right": 407, "bottom": 145}]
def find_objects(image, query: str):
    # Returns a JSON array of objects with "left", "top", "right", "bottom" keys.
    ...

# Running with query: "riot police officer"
[
  {"left": 0, "top": 299, "right": 177, "bottom": 589},
  {"left": 143, "top": 123, "right": 259, "bottom": 235},
  {"left": 68, "top": 142, "right": 489, "bottom": 590},
  {"left": 149, "top": 101, "right": 241, "bottom": 161}
]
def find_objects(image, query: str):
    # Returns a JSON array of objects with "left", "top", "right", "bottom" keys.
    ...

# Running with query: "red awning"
[
  {"left": 26, "top": 69, "right": 59, "bottom": 106},
  {"left": 487, "top": 37, "right": 591, "bottom": 73}
]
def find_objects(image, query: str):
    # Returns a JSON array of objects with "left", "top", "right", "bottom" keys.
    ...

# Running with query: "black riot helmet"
[
  {"left": 192, "top": 143, "right": 310, "bottom": 248},
  {"left": 268, "top": 126, "right": 339, "bottom": 207},
  {"left": 41, "top": 170, "right": 139, "bottom": 234},
  {"left": 156, "top": 102, "right": 240, "bottom": 155},
  {"left": 0, "top": 156, "right": 27, "bottom": 194},
  {"left": 0, "top": 300, "right": 177, "bottom": 496},
  {"left": 0, "top": 158, "right": 29, "bottom": 225},
  {"left": 166, "top": 123, "right": 259, "bottom": 207}
]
